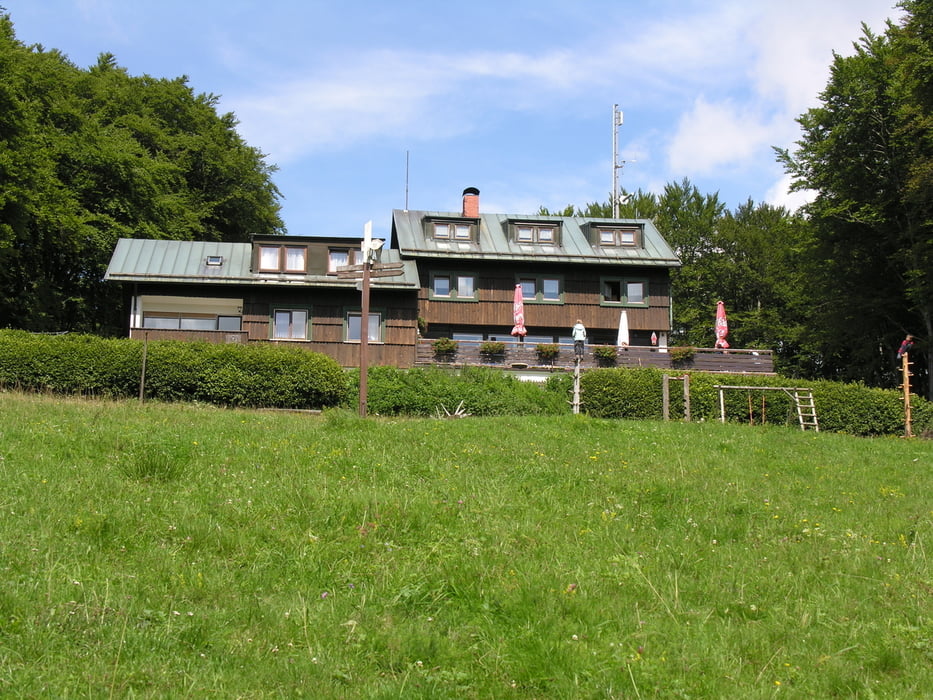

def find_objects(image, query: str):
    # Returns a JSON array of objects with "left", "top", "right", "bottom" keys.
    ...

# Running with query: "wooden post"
[
  {"left": 662, "top": 374, "right": 670, "bottom": 420},
  {"left": 571, "top": 357, "right": 582, "bottom": 415},
  {"left": 359, "top": 260, "right": 370, "bottom": 417},
  {"left": 902, "top": 352, "right": 913, "bottom": 438},
  {"left": 139, "top": 332, "right": 148, "bottom": 403},
  {"left": 663, "top": 374, "right": 690, "bottom": 421},
  {"left": 683, "top": 374, "right": 691, "bottom": 422}
]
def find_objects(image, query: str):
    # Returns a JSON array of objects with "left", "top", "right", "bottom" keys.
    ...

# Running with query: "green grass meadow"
[{"left": 0, "top": 392, "right": 930, "bottom": 698}]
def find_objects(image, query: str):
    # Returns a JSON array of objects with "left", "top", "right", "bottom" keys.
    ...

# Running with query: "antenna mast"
[{"left": 612, "top": 104, "right": 622, "bottom": 218}]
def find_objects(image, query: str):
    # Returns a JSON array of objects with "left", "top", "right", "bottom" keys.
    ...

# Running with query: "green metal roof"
[
  {"left": 104, "top": 238, "right": 421, "bottom": 289},
  {"left": 391, "top": 210, "right": 681, "bottom": 267}
]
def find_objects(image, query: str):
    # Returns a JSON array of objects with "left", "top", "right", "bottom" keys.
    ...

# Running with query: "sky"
[{"left": 7, "top": 0, "right": 903, "bottom": 240}]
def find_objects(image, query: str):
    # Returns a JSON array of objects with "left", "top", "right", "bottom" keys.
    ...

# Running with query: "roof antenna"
[{"left": 405, "top": 150, "right": 410, "bottom": 211}]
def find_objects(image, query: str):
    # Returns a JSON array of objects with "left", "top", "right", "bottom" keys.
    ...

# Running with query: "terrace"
[{"left": 414, "top": 338, "right": 774, "bottom": 374}]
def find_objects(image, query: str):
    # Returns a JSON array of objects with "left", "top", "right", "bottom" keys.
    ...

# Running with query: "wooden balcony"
[
  {"left": 126, "top": 329, "right": 774, "bottom": 374},
  {"left": 415, "top": 339, "right": 774, "bottom": 374}
]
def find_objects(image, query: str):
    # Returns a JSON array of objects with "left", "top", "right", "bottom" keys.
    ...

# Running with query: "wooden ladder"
[{"left": 791, "top": 389, "right": 819, "bottom": 431}]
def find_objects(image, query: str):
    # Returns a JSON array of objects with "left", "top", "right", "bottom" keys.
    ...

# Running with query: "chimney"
[{"left": 462, "top": 187, "right": 480, "bottom": 218}]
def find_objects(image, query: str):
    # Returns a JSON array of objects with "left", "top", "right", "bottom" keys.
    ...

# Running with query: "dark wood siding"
[
  {"left": 417, "top": 261, "right": 671, "bottom": 339},
  {"left": 130, "top": 283, "right": 419, "bottom": 367}
]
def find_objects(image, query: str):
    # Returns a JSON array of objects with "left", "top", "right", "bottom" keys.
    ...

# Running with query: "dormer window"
[
  {"left": 424, "top": 219, "right": 476, "bottom": 243},
  {"left": 284, "top": 247, "right": 307, "bottom": 272},
  {"left": 328, "top": 248, "right": 360, "bottom": 272},
  {"left": 511, "top": 222, "right": 559, "bottom": 245},
  {"left": 433, "top": 222, "right": 473, "bottom": 240},
  {"left": 596, "top": 227, "right": 640, "bottom": 247},
  {"left": 258, "top": 244, "right": 308, "bottom": 273}
]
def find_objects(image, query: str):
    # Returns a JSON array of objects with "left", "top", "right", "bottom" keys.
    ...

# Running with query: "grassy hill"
[{"left": 1, "top": 393, "right": 930, "bottom": 697}]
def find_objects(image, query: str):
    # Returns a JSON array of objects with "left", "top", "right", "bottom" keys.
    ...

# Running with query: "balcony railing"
[{"left": 415, "top": 339, "right": 774, "bottom": 374}]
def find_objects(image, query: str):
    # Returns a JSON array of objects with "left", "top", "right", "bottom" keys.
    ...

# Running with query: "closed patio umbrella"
[
  {"left": 617, "top": 309, "right": 630, "bottom": 346},
  {"left": 510, "top": 284, "right": 527, "bottom": 337},
  {"left": 715, "top": 300, "right": 730, "bottom": 349}
]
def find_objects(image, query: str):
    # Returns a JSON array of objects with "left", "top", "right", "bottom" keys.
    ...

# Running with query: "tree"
[
  {"left": 539, "top": 180, "right": 810, "bottom": 364},
  {"left": 778, "top": 2, "right": 933, "bottom": 398},
  {"left": 651, "top": 179, "right": 726, "bottom": 347},
  {"left": 0, "top": 14, "right": 284, "bottom": 334}
]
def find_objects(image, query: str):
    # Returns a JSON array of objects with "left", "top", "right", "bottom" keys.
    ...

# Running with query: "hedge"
[
  {"left": 581, "top": 367, "right": 933, "bottom": 437},
  {"left": 1, "top": 330, "right": 928, "bottom": 436},
  {"left": 0, "top": 330, "right": 349, "bottom": 410},
  {"left": 362, "top": 365, "right": 568, "bottom": 417}
]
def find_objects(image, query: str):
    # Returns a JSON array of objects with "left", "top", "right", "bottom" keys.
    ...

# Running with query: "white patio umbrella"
[{"left": 617, "top": 309, "right": 630, "bottom": 346}]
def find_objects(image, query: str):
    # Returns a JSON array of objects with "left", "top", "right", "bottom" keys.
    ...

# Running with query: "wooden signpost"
[{"left": 333, "top": 222, "right": 404, "bottom": 417}]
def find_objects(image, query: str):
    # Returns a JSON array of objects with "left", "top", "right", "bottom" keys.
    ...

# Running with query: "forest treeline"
[
  {"left": 1, "top": 5, "right": 930, "bottom": 398},
  {"left": 543, "top": 1, "right": 932, "bottom": 399},
  {"left": 0, "top": 14, "right": 284, "bottom": 336}
]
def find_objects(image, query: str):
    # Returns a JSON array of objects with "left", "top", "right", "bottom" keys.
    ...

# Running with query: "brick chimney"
[{"left": 462, "top": 187, "right": 480, "bottom": 218}]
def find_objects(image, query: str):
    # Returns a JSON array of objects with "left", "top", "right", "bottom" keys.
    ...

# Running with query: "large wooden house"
[
  {"left": 105, "top": 187, "right": 773, "bottom": 373},
  {"left": 395, "top": 187, "right": 679, "bottom": 349}
]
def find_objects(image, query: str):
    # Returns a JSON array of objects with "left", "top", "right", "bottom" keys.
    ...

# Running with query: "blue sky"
[{"left": 8, "top": 0, "right": 901, "bottom": 240}]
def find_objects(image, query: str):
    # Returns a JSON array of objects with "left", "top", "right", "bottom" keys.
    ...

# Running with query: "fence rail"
[{"left": 415, "top": 339, "right": 774, "bottom": 374}]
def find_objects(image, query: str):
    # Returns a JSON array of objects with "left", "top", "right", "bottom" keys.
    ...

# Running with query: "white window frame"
[
  {"left": 430, "top": 220, "right": 475, "bottom": 241},
  {"left": 346, "top": 311, "right": 382, "bottom": 343},
  {"left": 284, "top": 246, "right": 307, "bottom": 273},
  {"left": 512, "top": 222, "right": 558, "bottom": 245},
  {"left": 272, "top": 309, "right": 309, "bottom": 339},
  {"left": 596, "top": 227, "right": 639, "bottom": 247}
]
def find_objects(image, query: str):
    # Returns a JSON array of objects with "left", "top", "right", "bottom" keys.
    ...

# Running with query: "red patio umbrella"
[
  {"left": 714, "top": 300, "right": 730, "bottom": 349},
  {"left": 510, "top": 284, "right": 527, "bottom": 337}
]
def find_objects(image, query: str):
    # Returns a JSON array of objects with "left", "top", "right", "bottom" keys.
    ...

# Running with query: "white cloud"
[
  {"left": 766, "top": 173, "right": 816, "bottom": 213},
  {"left": 229, "top": 46, "right": 599, "bottom": 163},
  {"left": 749, "top": 0, "right": 902, "bottom": 114},
  {"left": 666, "top": 97, "right": 775, "bottom": 175}
]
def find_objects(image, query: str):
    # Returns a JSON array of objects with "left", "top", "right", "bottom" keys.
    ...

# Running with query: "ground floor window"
[
  {"left": 272, "top": 309, "right": 308, "bottom": 339},
  {"left": 143, "top": 314, "right": 242, "bottom": 331},
  {"left": 346, "top": 311, "right": 382, "bottom": 342}
]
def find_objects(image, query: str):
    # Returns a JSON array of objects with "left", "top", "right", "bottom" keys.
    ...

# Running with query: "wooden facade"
[{"left": 415, "top": 262, "right": 671, "bottom": 345}]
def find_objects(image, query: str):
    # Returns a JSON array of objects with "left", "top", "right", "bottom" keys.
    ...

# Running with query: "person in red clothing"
[{"left": 896, "top": 334, "right": 914, "bottom": 360}]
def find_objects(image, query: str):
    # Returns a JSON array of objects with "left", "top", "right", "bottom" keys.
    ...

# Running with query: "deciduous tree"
[
  {"left": 0, "top": 14, "right": 284, "bottom": 334},
  {"left": 778, "top": 1, "right": 932, "bottom": 398}
]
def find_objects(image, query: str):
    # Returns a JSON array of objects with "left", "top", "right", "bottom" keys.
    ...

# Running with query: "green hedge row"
[
  {"left": 0, "top": 330, "right": 349, "bottom": 410},
  {"left": 363, "top": 366, "right": 569, "bottom": 417},
  {"left": 581, "top": 367, "right": 933, "bottom": 436},
  {"left": 1, "top": 330, "right": 927, "bottom": 436}
]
